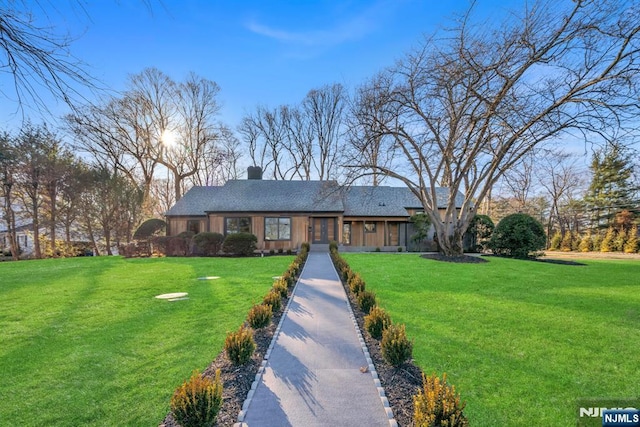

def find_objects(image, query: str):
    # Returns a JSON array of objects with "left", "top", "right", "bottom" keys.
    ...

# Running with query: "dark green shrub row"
[{"left": 329, "top": 244, "right": 468, "bottom": 425}]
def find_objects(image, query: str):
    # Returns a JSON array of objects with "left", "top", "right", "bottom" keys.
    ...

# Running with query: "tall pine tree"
[{"left": 585, "top": 143, "right": 637, "bottom": 230}]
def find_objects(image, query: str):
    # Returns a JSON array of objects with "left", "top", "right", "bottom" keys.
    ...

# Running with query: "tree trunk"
[
  {"left": 31, "top": 194, "right": 42, "bottom": 259},
  {"left": 2, "top": 186, "right": 20, "bottom": 261},
  {"left": 433, "top": 221, "right": 465, "bottom": 256}
]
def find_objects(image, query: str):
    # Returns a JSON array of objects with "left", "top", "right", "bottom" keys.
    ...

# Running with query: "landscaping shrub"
[
  {"left": 272, "top": 278, "right": 288, "bottom": 298},
  {"left": 167, "top": 235, "right": 190, "bottom": 257},
  {"left": 489, "top": 213, "right": 546, "bottom": 259},
  {"left": 624, "top": 226, "right": 639, "bottom": 253},
  {"left": 222, "top": 233, "right": 257, "bottom": 256},
  {"left": 348, "top": 273, "right": 366, "bottom": 295},
  {"left": 224, "top": 326, "right": 256, "bottom": 365},
  {"left": 301, "top": 242, "right": 310, "bottom": 252},
  {"left": 381, "top": 323, "right": 413, "bottom": 366},
  {"left": 329, "top": 240, "right": 339, "bottom": 252},
  {"left": 247, "top": 304, "right": 272, "bottom": 329},
  {"left": 413, "top": 373, "right": 468, "bottom": 427},
  {"left": 170, "top": 369, "right": 223, "bottom": 427},
  {"left": 357, "top": 290, "right": 377, "bottom": 314},
  {"left": 364, "top": 306, "right": 391, "bottom": 340},
  {"left": 549, "top": 231, "right": 562, "bottom": 251},
  {"left": 263, "top": 290, "right": 282, "bottom": 312},
  {"left": 600, "top": 227, "right": 615, "bottom": 252},
  {"left": 281, "top": 270, "right": 295, "bottom": 288},
  {"left": 578, "top": 233, "right": 592, "bottom": 252},
  {"left": 614, "top": 229, "right": 627, "bottom": 252},
  {"left": 468, "top": 214, "right": 495, "bottom": 252},
  {"left": 193, "top": 232, "right": 224, "bottom": 256},
  {"left": 150, "top": 235, "right": 170, "bottom": 256},
  {"left": 560, "top": 231, "right": 573, "bottom": 252}
]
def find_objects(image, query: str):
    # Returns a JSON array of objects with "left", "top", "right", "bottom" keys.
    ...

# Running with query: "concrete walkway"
[{"left": 237, "top": 252, "right": 395, "bottom": 427}]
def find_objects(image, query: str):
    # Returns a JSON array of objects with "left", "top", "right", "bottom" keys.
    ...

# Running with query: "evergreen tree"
[
  {"left": 584, "top": 144, "right": 637, "bottom": 231},
  {"left": 624, "top": 226, "right": 639, "bottom": 253}
]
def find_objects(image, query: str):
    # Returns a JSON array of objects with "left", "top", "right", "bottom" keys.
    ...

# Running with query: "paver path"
[{"left": 239, "top": 252, "right": 392, "bottom": 426}]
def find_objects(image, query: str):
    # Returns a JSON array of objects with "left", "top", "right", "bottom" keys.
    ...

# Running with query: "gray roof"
[{"left": 165, "top": 179, "right": 464, "bottom": 217}]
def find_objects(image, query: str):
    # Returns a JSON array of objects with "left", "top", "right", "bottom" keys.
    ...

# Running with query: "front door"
[{"left": 312, "top": 218, "right": 335, "bottom": 243}]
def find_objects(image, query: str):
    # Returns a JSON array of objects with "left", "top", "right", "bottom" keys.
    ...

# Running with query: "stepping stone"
[
  {"left": 197, "top": 276, "right": 220, "bottom": 280},
  {"left": 155, "top": 292, "right": 188, "bottom": 300}
]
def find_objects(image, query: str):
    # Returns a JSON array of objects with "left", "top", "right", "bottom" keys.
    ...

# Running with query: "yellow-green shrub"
[
  {"left": 364, "top": 306, "right": 391, "bottom": 340},
  {"left": 272, "top": 278, "right": 288, "bottom": 298},
  {"left": 170, "top": 369, "right": 223, "bottom": 427},
  {"left": 413, "top": 373, "right": 468, "bottom": 427},
  {"left": 357, "top": 290, "right": 376, "bottom": 314},
  {"left": 224, "top": 326, "right": 255, "bottom": 365},
  {"left": 263, "top": 290, "right": 282, "bottom": 312},
  {"left": 349, "top": 273, "right": 366, "bottom": 295},
  {"left": 381, "top": 323, "right": 413, "bottom": 366},
  {"left": 247, "top": 304, "right": 272, "bottom": 329}
]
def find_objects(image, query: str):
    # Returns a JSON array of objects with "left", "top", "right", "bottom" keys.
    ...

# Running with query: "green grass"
[
  {"left": 343, "top": 254, "right": 640, "bottom": 426},
  {"left": 0, "top": 255, "right": 293, "bottom": 426}
]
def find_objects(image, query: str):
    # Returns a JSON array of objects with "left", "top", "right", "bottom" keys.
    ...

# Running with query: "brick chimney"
[{"left": 247, "top": 166, "right": 263, "bottom": 180}]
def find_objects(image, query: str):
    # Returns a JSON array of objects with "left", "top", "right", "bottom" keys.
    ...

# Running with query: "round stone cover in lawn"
[{"left": 155, "top": 292, "right": 188, "bottom": 299}]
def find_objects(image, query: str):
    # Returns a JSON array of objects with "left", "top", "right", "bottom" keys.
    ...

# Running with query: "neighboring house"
[
  {"left": 165, "top": 167, "right": 466, "bottom": 252},
  {"left": 0, "top": 223, "right": 35, "bottom": 256}
]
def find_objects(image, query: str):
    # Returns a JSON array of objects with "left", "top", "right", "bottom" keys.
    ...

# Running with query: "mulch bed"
[
  {"left": 160, "top": 301, "right": 285, "bottom": 427},
  {"left": 343, "top": 286, "right": 424, "bottom": 426},
  {"left": 421, "top": 253, "right": 488, "bottom": 263}
]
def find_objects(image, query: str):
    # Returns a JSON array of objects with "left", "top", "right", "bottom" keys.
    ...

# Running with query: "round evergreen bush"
[
  {"left": 222, "top": 232, "right": 257, "bottom": 256},
  {"left": 488, "top": 213, "right": 546, "bottom": 259},
  {"left": 193, "top": 232, "right": 224, "bottom": 256}
]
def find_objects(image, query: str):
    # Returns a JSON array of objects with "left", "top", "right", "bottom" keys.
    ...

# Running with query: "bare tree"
[
  {"left": 302, "top": 83, "right": 346, "bottom": 180},
  {"left": 0, "top": 3, "right": 97, "bottom": 115},
  {"left": 348, "top": 0, "right": 640, "bottom": 255},
  {"left": 159, "top": 72, "right": 222, "bottom": 200},
  {"left": 242, "top": 83, "right": 347, "bottom": 181},
  {"left": 346, "top": 75, "right": 397, "bottom": 186},
  {"left": 535, "top": 149, "right": 584, "bottom": 237}
]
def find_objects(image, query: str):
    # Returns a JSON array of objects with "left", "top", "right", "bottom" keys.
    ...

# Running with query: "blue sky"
[{"left": 1, "top": 0, "right": 522, "bottom": 131}]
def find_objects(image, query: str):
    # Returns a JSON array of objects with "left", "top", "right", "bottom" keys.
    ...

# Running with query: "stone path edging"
[{"left": 234, "top": 254, "right": 398, "bottom": 427}]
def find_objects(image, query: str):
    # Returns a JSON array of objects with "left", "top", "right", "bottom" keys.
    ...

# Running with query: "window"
[
  {"left": 364, "top": 222, "right": 377, "bottom": 233},
  {"left": 186, "top": 220, "right": 200, "bottom": 234},
  {"left": 342, "top": 223, "right": 351, "bottom": 245},
  {"left": 225, "top": 217, "right": 251, "bottom": 235},
  {"left": 265, "top": 217, "right": 291, "bottom": 241}
]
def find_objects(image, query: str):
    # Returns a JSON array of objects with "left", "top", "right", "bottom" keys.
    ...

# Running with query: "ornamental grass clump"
[
  {"left": 364, "top": 306, "right": 392, "bottom": 340},
  {"left": 262, "top": 290, "right": 282, "bottom": 312},
  {"left": 381, "top": 323, "right": 413, "bottom": 366},
  {"left": 247, "top": 304, "right": 272, "bottom": 329},
  {"left": 413, "top": 373, "right": 469, "bottom": 427},
  {"left": 357, "top": 290, "right": 377, "bottom": 314},
  {"left": 170, "top": 369, "right": 223, "bottom": 427},
  {"left": 224, "top": 326, "right": 255, "bottom": 365}
]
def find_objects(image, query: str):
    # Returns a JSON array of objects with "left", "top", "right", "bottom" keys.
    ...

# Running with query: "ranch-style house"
[{"left": 165, "top": 167, "right": 466, "bottom": 252}]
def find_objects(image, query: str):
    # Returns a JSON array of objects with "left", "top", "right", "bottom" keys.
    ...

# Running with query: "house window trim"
[
  {"left": 224, "top": 217, "right": 252, "bottom": 235},
  {"left": 364, "top": 222, "right": 377, "bottom": 233},
  {"left": 264, "top": 217, "right": 292, "bottom": 241}
]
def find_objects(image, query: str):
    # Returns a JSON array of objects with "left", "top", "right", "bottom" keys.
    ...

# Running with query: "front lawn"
[
  {"left": 0, "top": 256, "right": 293, "bottom": 426},
  {"left": 343, "top": 254, "right": 640, "bottom": 426}
]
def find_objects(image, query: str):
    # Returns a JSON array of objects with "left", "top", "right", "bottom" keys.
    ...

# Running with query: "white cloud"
[{"left": 245, "top": 2, "right": 390, "bottom": 47}]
